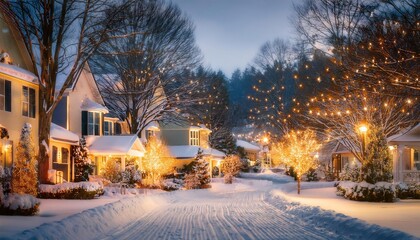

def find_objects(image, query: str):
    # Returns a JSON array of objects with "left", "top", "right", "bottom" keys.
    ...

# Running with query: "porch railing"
[{"left": 402, "top": 170, "right": 420, "bottom": 183}]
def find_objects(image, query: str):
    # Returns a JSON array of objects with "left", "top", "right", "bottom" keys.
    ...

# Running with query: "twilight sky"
[{"left": 173, "top": 0, "right": 297, "bottom": 77}]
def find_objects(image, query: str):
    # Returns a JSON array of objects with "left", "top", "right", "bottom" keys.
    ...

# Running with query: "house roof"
[
  {"left": 166, "top": 145, "right": 225, "bottom": 159},
  {"left": 81, "top": 98, "right": 109, "bottom": 113},
  {"left": 388, "top": 123, "right": 420, "bottom": 144},
  {"left": 85, "top": 135, "right": 145, "bottom": 157},
  {"left": 0, "top": 62, "right": 37, "bottom": 84},
  {"left": 236, "top": 140, "right": 260, "bottom": 152},
  {"left": 50, "top": 123, "right": 79, "bottom": 145}
]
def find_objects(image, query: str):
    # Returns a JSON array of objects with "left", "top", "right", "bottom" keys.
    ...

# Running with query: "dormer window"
[{"left": 189, "top": 130, "right": 199, "bottom": 146}]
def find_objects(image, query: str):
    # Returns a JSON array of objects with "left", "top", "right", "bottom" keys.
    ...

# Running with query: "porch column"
[
  {"left": 209, "top": 157, "right": 213, "bottom": 178},
  {"left": 121, "top": 156, "right": 126, "bottom": 171},
  {"left": 397, "top": 145, "right": 405, "bottom": 183},
  {"left": 392, "top": 147, "right": 398, "bottom": 183}
]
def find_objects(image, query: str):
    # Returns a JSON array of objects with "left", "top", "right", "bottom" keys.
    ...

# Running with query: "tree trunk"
[
  {"left": 297, "top": 176, "right": 301, "bottom": 194},
  {"left": 38, "top": 105, "right": 52, "bottom": 184}
]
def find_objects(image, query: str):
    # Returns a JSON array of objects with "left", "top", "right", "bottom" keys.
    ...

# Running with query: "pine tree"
[
  {"left": 184, "top": 149, "right": 211, "bottom": 189},
  {"left": 73, "top": 137, "right": 93, "bottom": 182},
  {"left": 210, "top": 127, "right": 236, "bottom": 155},
  {"left": 11, "top": 123, "right": 37, "bottom": 196},
  {"left": 362, "top": 127, "right": 393, "bottom": 184}
]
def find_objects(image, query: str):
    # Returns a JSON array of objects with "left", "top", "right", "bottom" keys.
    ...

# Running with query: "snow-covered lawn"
[
  {"left": 242, "top": 171, "right": 420, "bottom": 238},
  {"left": 2, "top": 178, "right": 416, "bottom": 240}
]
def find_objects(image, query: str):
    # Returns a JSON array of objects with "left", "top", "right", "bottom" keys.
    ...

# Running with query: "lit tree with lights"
[
  {"left": 142, "top": 136, "right": 174, "bottom": 187},
  {"left": 271, "top": 130, "right": 321, "bottom": 194},
  {"left": 220, "top": 155, "right": 242, "bottom": 184},
  {"left": 73, "top": 137, "right": 93, "bottom": 182}
]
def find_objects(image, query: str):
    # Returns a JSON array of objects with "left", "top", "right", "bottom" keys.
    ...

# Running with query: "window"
[
  {"left": 52, "top": 146, "right": 58, "bottom": 163},
  {"left": 61, "top": 148, "right": 69, "bottom": 164},
  {"left": 146, "top": 130, "right": 154, "bottom": 140},
  {"left": 88, "top": 112, "right": 100, "bottom": 135},
  {"left": 0, "top": 79, "right": 11, "bottom": 112},
  {"left": 104, "top": 121, "right": 113, "bottom": 135},
  {"left": 22, "top": 86, "right": 35, "bottom": 118},
  {"left": 190, "top": 130, "right": 199, "bottom": 146}
]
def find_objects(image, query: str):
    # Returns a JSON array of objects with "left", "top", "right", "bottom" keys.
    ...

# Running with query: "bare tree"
[
  {"left": 92, "top": 0, "right": 201, "bottom": 136},
  {"left": 2, "top": 0, "right": 132, "bottom": 182}
]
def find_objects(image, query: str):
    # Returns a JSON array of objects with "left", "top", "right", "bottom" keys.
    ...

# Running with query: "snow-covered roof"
[
  {"left": 145, "top": 122, "right": 160, "bottom": 131},
  {"left": 236, "top": 140, "right": 260, "bottom": 152},
  {"left": 81, "top": 98, "right": 109, "bottom": 113},
  {"left": 199, "top": 124, "right": 212, "bottom": 132},
  {"left": 166, "top": 145, "right": 225, "bottom": 159},
  {"left": 50, "top": 123, "right": 79, "bottom": 145},
  {"left": 85, "top": 135, "right": 145, "bottom": 157},
  {"left": 388, "top": 123, "right": 420, "bottom": 144},
  {"left": 0, "top": 63, "right": 38, "bottom": 84}
]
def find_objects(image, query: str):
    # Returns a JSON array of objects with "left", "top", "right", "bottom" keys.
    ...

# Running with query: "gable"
[{"left": 72, "top": 64, "right": 105, "bottom": 106}]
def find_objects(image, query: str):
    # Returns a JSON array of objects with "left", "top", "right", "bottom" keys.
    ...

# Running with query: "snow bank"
[
  {"left": 240, "top": 171, "right": 295, "bottom": 183},
  {"left": 267, "top": 192, "right": 417, "bottom": 240},
  {"left": 12, "top": 193, "right": 171, "bottom": 240},
  {"left": 39, "top": 182, "right": 103, "bottom": 193}
]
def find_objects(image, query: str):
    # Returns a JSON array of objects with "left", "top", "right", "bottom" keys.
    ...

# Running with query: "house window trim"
[
  {"left": 189, "top": 130, "right": 200, "bottom": 146},
  {"left": 104, "top": 120, "right": 113, "bottom": 135},
  {"left": 0, "top": 79, "right": 5, "bottom": 111}
]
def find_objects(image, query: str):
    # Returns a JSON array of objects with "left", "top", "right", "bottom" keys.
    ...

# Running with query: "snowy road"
[{"left": 100, "top": 183, "right": 413, "bottom": 240}]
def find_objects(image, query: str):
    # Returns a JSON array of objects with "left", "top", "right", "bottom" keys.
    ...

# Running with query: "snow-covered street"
[{"left": 7, "top": 178, "right": 416, "bottom": 240}]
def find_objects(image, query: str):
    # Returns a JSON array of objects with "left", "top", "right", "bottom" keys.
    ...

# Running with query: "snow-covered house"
[
  {"left": 51, "top": 64, "right": 145, "bottom": 181},
  {"left": 388, "top": 123, "right": 420, "bottom": 183},
  {"left": 327, "top": 124, "right": 420, "bottom": 183},
  {"left": 159, "top": 121, "right": 225, "bottom": 173},
  {"left": 236, "top": 139, "right": 260, "bottom": 162},
  {"left": 0, "top": 11, "right": 39, "bottom": 170}
]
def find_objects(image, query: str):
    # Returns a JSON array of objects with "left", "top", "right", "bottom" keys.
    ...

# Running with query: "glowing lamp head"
[
  {"left": 359, "top": 125, "right": 368, "bottom": 133},
  {"left": 262, "top": 136, "right": 269, "bottom": 144}
]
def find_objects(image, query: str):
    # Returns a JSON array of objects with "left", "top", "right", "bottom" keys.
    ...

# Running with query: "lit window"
[
  {"left": 22, "top": 86, "right": 35, "bottom": 118},
  {"left": 88, "top": 112, "right": 100, "bottom": 135},
  {"left": 190, "top": 130, "right": 199, "bottom": 146}
]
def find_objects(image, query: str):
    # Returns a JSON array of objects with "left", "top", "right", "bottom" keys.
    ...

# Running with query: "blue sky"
[{"left": 173, "top": 0, "right": 297, "bottom": 77}]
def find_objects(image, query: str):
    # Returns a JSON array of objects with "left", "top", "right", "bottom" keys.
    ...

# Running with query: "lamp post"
[
  {"left": 262, "top": 136, "right": 269, "bottom": 169},
  {"left": 359, "top": 124, "right": 368, "bottom": 161}
]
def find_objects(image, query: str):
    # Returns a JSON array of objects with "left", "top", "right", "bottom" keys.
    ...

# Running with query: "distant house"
[
  {"left": 0, "top": 11, "right": 39, "bottom": 170},
  {"left": 159, "top": 121, "right": 225, "bottom": 175},
  {"left": 236, "top": 139, "right": 260, "bottom": 163},
  {"left": 51, "top": 64, "right": 145, "bottom": 182}
]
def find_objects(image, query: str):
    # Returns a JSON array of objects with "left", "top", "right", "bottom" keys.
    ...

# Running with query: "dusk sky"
[{"left": 173, "top": 0, "right": 297, "bottom": 77}]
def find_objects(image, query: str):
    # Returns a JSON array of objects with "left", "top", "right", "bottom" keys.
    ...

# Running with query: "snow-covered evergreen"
[
  {"left": 184, "top": 149, "right": 211, "bottom": 189},
  {"left": 11, "top": 123, "right": 37, "bottom": 196},
  {"left": 73, "top": 137, "right": 94, "bottom": 182}
]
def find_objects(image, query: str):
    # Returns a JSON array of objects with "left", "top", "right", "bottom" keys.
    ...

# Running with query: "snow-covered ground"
[{"left": 2, "top": 177, "right": 417, "bottom": 240}]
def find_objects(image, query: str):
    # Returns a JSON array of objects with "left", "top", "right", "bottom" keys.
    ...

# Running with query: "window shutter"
[
  {"left": 5, "top": 80, "right": 11, "bottom": 112},
  {"left": 115, "top": 122, "right": 121, "bottom": 135},
  {"left": 81, "top": 111, "right": 88, "bottom": 136},
  {"left": 29, "top": 88, "right": 36, "bottom": 118}
]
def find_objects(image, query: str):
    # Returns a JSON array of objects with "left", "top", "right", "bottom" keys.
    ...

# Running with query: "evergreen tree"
[
  {"left": 362, "top": 127, "right": 393, "bottom": 184},
  {"left": 11, "top": 123, "right": 37, "bottom": 196},
  {"left": 73, "top": 137, "right": 93, "bottom": 182},
  {"left": 210, "top": 127, "right": 236, "bottom": 155},
  {"left": 184, "top": 149, "right": 211, "bottom": 189}
]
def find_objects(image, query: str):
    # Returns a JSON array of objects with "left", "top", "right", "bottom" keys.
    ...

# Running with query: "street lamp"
[
  {"left": 358, "top": 124, "right": 368, "bottom": 162},
  {"left": 262, "top": 136, "right": 270, "bottom": 169}
]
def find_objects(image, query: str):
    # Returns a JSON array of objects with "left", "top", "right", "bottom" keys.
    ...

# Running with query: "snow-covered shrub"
[
  {"left": 0, "top": 193, "right": 40, "bottom": 216},
  {"left": 184, "top": 172, "right": 201, "bottom": 189},
  {"left": 240, "top": 158, "right": 250, "bottom": 172},
  {"left": 221, "top": 155, "right": 242, "bottom": 184},
  {"left": 395, "top": 182, "right": 420, "bottom": 199},
  {"left": 305, "top": 168, "right": 319, "bottom": 182},
  {"left": 0, "top": 166, "right": 11, "bottom": 197},
  {"left": 38, "top": 182, "right": 104, "bottom": 199},
  {"left": 101, "top": 159, "right": 122, "bottom": 183},
  {"left": 162, "top": 178, "right": 183, "bottom": 191},
  {"left": 336, "top": 181, "right": 395, "bottom": 202},
  {"left": 73, "top": 137, "right": 94, "bottom": 182},
  {"left": 339, "top": 163, "right": 361, "bottom": 182},
  {"left": 12, "top": 123, "right": 38, "bottom": 196},
  {"left": 121, "top": 165, "right": 141, "bottom": 186}
]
